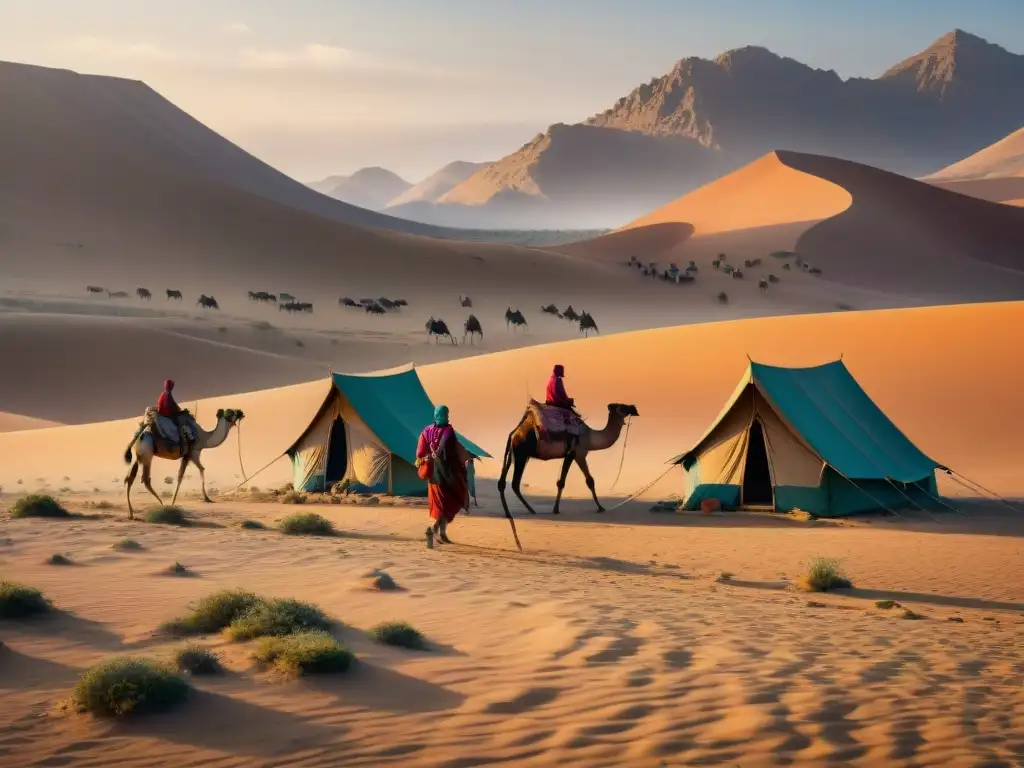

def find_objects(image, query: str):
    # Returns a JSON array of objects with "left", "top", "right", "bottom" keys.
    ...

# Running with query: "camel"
[
  {"left": 365, "top": 302, "right": 386, "bottom": 315},
  {"left": 459, "top": 295, "right": 473, "bottom": 308},
  {"left": 505, "top": 307, "right": 528, "bottom": 332},
  {"left": 378, "top": 297, "right": 399, "bottom": 310},
  {"left": 136, "top": 287, "right": 152, "bottom": 300},
  {"left": 498, "top": 402, "right": 639, "bottom": 517},
  {"left": 426, "top": 317, "right": 456, "bottom": 345},
  {"left": 197, "top": 295, "right": 219, "bottom": 309},
  {"left": 759, "top": 279, "right": 769, "bottom": 292},
  {"left": 166, "top": 289, "right": 183, "bottom": 300},
  {"left": 86, "top": 285, "right": 105, "bottom": 294},
  {"left": 340, "top": 297, "right": 360, "bottom": 308},
  {"left": 579, "top": 312, "right": 599, "bottom": 337},
  {"left": 541, "top": 304, "right": 560, "bottom": 316},
  {"left": 123, "top": 408, "right": 244, "bottom": 519},
  {"left": 768, "top": 274, "right": 780, "bottom": 284},
  {"left": 562, "top": 305, "right": 580, "bottom": 322},
  {"left": 463, "top": 314, "right": 483, "bottom": 345},
  {"left": 717, "top": 291, "right": 729, "bottom": 304}
]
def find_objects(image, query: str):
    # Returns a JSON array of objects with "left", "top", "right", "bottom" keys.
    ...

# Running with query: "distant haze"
[{"left": 3, "top": 0, "right": 1023, "bottom": 180}]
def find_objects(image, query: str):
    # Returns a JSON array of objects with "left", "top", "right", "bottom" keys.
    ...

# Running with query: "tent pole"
[{"left": 388, "top": 453, "right": 393, "bottom": 496}]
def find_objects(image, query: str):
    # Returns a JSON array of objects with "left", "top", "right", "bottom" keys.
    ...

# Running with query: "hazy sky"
[{"left": 3, "top": 0, "right": 1023, "bottom": 181}]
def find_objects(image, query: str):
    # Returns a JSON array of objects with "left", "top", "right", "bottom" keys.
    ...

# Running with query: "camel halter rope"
[
  {"left": 609, "top": 415, "right": 632, "bottom": 490},
  {"left": 236, "top": 420, "right": 248, "bottom": 484}
]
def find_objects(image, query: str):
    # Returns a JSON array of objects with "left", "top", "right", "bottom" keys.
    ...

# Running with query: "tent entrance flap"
[
  {"left": 324, "top": 417, "right": 348, "bottom": 486},
  {"left": 742, "top": 419, "right": 774, "bottom": 507}
]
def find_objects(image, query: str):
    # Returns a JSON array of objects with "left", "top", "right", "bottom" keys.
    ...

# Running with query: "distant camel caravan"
[
  {"left": 166, "top": 289, "right": 183, "bottom": 300},
  {"left": 541, "top": 303, "right": 560, "bottom": 317},
  {"left": 463, "top": 314, "right": 483, "bottom": 344},
  {"left": 197, "top": 295, "right": 219, "bottom": 309},
  {"left": 459, "top": 295, "right": 473, "bottom": 308},
  {"left": 579, "top": 312, "right": 599, "bottom": 337},
  {"left": 505, "top": 307, "right": 528, "bottom": 332},
  {"left": 136, "top": 287, "right": 152, "bottom": 300},
  {"left": 426, "top": 317, "right": 456, "bottom": 345},
  {"left": 280, "top": 301, "right": 313, "bottom": 314},
  {"left": 248, "top": 290, "right": 277, "bottom": 303},
  {"left": 561, "top": 305, "right": 580, "bottom": 322},
  {"left": 498, "top": 402, "right": 639, "bottom": 518},
  {"left": 365, "top": 302, "right": 386, "bottom": 315},
  {"left": 123, "top": 407, "right": 245, "bottom": 519}
]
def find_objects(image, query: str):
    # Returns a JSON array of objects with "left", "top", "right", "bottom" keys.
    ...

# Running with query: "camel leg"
[
  {"left": 124, "top": 461, "right": 140, "bottom": 520},
  {"left": 551, "top": 450, "right": 575, "bottom": 515},
  {"left": 192, "top": 455, "right": 212, "bottom": 503},
  {"left": 510, "top": 448, "right": 538, "bottom": 515},
  {"left": 140, "top": 459, "right": 164, "bottom": 509},
  {"left": 575, "top": 454, "right": 605, "bottom": 513},
  {"left": 171, "top": 455, "right": 188, "bottom": 505}
]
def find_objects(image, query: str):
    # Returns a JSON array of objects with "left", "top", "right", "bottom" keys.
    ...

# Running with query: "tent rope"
[
  {"left": 226, "top": 454, "right": 281, "bottom": 494},
  {"left": 605, "top": 464, "right": 678, "bottom": 512},
  {"left": 941, "top": 468, "right": 1021, "bottom": 513},
  {"left": 236, "top": 421, "right": 248, "bottom": 484}
]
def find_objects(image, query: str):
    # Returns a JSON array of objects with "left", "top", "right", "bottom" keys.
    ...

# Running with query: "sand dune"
[
  {"left": 558, "top": 151, "right": 1024, "bottom": 303},
  {"left": 3, "top": 300, "right": 1022, "bottom": 502},
  {"left": 1, "top": 301, "right": 1022, "bottom": 768},
  {"left": 925, "top": 127, "right": 1024, "bottom": 181},
  {"left": 0, "top": 411, "right": 60, "bottom": 433}
]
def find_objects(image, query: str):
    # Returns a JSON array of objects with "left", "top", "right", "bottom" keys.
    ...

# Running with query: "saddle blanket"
[
  {"left": 528, "top": 399, "right": 583, "bottom": 439},
  {"left": 143, "top": 407, "right": 197, "bottom": 444}
]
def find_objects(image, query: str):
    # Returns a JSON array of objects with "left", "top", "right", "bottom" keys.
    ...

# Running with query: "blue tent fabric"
[
  {"left": 331, "top": 369, "right": 490, "bottom": 464},
  {"left": 748, "top": 361, "right": 938, "bottom": 483}
]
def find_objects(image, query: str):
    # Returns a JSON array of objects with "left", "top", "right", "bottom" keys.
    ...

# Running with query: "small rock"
[{"left": 947, "top": 616, "right": 965, "bottom": 623}]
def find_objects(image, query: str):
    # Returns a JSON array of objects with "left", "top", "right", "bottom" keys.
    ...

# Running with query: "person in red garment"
[
  {"left": 415, "top": 404, "right": 469, "bottom": 545},
  {"left": 545, "top": 364, "right": 575, "bottom": 410},
  {"left": 156, "top": 379, "right": 191, "bottom": 455}
]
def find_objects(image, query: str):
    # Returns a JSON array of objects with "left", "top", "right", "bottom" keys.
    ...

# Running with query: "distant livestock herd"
[{"left": 83, "top": 286, "right": 600, "bottom": 346}]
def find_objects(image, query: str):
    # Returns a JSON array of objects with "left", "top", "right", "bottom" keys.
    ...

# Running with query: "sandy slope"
[
  {"left": 2, "top": 300, "right": 1023, "bottom": 502},
  {"left": 922, "top": 127, "right": 1024, "bottom": 206},
  {"left": 1, "top": 302, "right": 1022, "bottom": 767},
  {"left": 557, "top": 151, "right": 1024, "bottom": 303},
  {"left": 0, "top": 411, "right": 60, "bottom": 433}
]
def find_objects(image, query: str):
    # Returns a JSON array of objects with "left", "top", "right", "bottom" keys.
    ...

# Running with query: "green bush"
[
  {"left": 167, "top": 563, "right": 189, "bottom": 576},
  {"left": 10, "top": 494, "right": 69, "bottom": 519},
  {"left": 145, "top": 506, "right": 191, "bottom": 526},
  {"left": 279, "top": 512, "right": 334, "bottom": 536},
  {"left": 71, "top": 657, "right": 189, "bottom": 716},
  {"left": 173, "top": 645, "right": 223, "bottom": 675},
  {"left": 113, "top": 538, "right": 144, "bottom": 551},
  {"left": 370, "top": 621, "right": 428, "bottom": 650},
  {"left": 226, "top": 598, "right": 330, "bottom": 641},
  {"left": 0, "top": 581, "right": 52, "bottom": 618},
  {"left": 159, "top": 589, "right": 263, "bottom": 636},
  {"left": 253, "top": 631, "right": 354, "bottom": 677},
  {"left": 797, "top": 557, "right": 853, "bottom": 593}
]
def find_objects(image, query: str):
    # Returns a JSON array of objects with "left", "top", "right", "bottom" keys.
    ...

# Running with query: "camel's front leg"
[
  {"left": 551, "top": 451, "right": 575, "bottom": 515},
  {"left": 140, "top": 462, "right": 164, "bottom": 509},
  {"left": 192, "top": 454, "right": 212, "bottom": 503},
  {"left": 575, "top": 454, "right": 605, "bottom": 513},
  {"left": 171, "top": 455, "right": 188, "bottom": 505},
  {"left": 124, "top": 461, "right": 140, "bottom": 520}
]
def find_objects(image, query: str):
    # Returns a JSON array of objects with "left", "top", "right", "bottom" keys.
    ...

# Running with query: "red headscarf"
[{"left": 164, "top": 379, "right": 175, "bottom": 391}]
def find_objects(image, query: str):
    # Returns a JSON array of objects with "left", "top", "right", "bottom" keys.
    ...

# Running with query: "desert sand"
[
  {"left": 1, "top": 301, "right": 1023, "bottom": 767},
  {"left": 557, "top": 151, "right": 1024, "bottom": 303},
  {"left": 923, "top": 127, "right": 1024, "bottom": 206}
]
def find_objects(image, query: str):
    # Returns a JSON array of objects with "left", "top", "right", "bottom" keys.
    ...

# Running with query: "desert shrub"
[
  {"left": 145, "top": 506, "right": 190, "bottom": 526},
  {"left": 719, "top": 571, "right": 734, "bottom": 581},
  {"left": 173, "top": 645, "right": 223, "bottom": 675},
  {"left": 160, "top": 589, "right": 263, "bottom": 636},
  {"left": 239, "top": 519, "right": 267, "bottom": 530},
  {"left": 361, "top": 569, "right": 399, "bottom": 591},
  {"left": 281, "top": 490, "right": 307, "bottom": 505},
  {"left": 279, "top": 512, "right": 334, "bottom": 536},
  {"left": 10, "top": 494, "right": 69, "bottom": 519},
  {"left": 113, "top": 538, "right": 143, "bottom": 551},
  {"left": 48, "top": 554, "right": 74, "bottom": 566},
  {"left": 253, "top": 631, "right": 354, "bottom": 676},
  {"left": 875, "top": 600, "right": 899, "bottom": 610},
  {"left": 370, "top": 621, "right": 427, "bottom": 650},
  {"left": 167, "top": 563, "right": 189, "bottom": 576},
  {"left": 902, "top": 609, "right": 925, "bottom": 620},
  {"left": 0, "top": 581, "right": 52, "bottom": 618},
  {"left": 85, "top": 500, "right": 115, "bottom": 510},
  {"left": 226, "top": 598, "right": 330, "bottom": 641},
  {"left": 797, "top": 557, "right": 852, "bottom": 592},
  {"left": 71, "top": 657, "right": 189, "bottom": 717}
]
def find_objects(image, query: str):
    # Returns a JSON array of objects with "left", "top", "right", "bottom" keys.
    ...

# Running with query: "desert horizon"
[{"left": 1, "top": 5, "right": 1022, "bottom": 767}]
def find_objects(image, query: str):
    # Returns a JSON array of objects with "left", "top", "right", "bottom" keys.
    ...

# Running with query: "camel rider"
[
  {"left": 157, "top": 379, "right": 191, "bottom": 455},
  {"left": 545, "top": 364, "right": 575, "bottom": 412}
]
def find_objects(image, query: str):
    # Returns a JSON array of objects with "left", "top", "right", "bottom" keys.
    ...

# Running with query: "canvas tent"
[
  {"left": 672, "top": 360, "right": 941, "bottom": 517},
  {"left": 286, "top": 366, "right": 490, "bottom": 495}
]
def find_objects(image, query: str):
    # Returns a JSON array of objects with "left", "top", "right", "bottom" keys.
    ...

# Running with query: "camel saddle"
[
  {"left": 141, "top": 407, "right": 197, "bottom": 447},
  {"left": 528, "top": 399, "right": 583, "bottom": 440}
]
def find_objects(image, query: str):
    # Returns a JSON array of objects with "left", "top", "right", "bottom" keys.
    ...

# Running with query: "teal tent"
[
  {"left": 286, "top": 366, "right": 490, "bottom": 494},
  {"left": 671, "top": 360, "right": 941, "bottom": 516}
]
